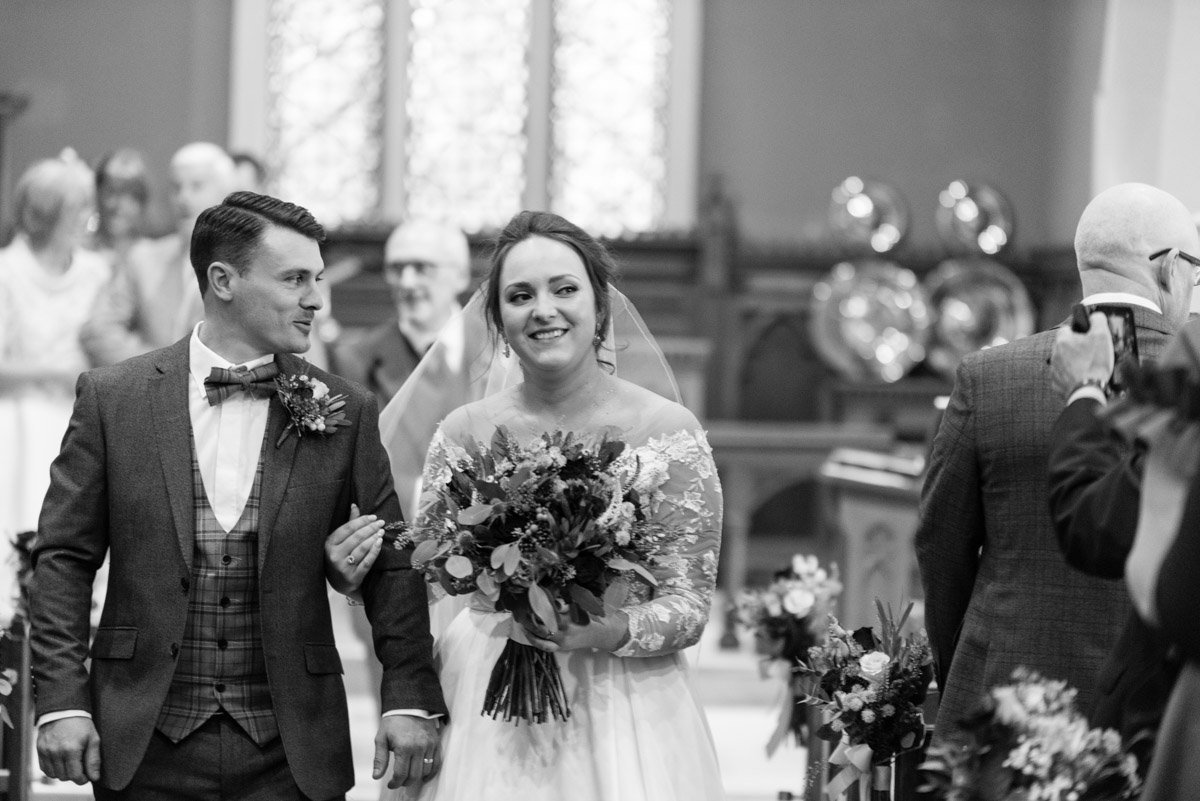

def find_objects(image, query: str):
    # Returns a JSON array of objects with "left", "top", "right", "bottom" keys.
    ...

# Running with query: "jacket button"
[
  {"left": 217, "top": 638, "right": 228, "bottom": 650},
  {"left": 180, "top": 577, "right": 190, "bottom": 593},
  {"left": 170, "top": 643, "right": 179, "bottom": 658}
]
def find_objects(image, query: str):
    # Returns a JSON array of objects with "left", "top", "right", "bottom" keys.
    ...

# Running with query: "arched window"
[{"left": 229, "top": 0, "right": 701, "bottom": 234}]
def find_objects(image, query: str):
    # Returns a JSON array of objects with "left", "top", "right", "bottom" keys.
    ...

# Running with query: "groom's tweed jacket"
[
  {"left": 30, "top": 338, "right": 446, "bottom": 797},
  {"left": 916, "top": 305, "right": 1174, "bottom": 740}
]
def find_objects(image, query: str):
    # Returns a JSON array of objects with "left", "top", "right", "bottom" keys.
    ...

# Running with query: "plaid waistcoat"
[{"left": 156, "top": 436, "right": 279, "bottom": 745}]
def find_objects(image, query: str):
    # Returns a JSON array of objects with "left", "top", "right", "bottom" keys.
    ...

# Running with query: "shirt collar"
[
  {"left": 1080, "top": 292, "right": 1162, "bottom": 315},
  {"left": 189, "top": 321, "right": 276, "bottom": 387}
]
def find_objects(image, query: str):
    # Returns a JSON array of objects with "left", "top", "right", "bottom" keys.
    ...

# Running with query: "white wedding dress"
[{"left": 405, "top": 384, "right": 726, "bottom": 801}]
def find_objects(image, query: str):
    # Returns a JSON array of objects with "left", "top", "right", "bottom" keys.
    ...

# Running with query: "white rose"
[
  {"left": 858, "top": 651, "right": 891, "bottom": 681},
  {"left": 311, "top": 379, "right": 329, "bottom": 400},
  {"left": 782, "top": 587, "right": 816, "bottom": 618},
  {"left": 792, "top": 554, "right": 817, "bottom": 576}
]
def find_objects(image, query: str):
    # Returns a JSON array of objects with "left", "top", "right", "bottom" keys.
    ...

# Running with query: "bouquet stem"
[{"left": 482, "top": 639, "right": 570, "bottom": 724}]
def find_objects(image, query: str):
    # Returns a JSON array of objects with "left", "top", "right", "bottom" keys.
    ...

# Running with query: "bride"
[{"left": 368, "top": 210, "right": 726, "bottom": 800}]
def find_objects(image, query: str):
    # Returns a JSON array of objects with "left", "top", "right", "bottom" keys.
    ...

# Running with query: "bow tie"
[{"left": 204, "top": 362, "right": 280, "bottom": 406}]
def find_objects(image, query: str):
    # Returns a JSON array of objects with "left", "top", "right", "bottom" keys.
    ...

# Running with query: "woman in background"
[
  {"left": 90, "top": 147, "right": 151, "bottom": 269},
  {"left": 0, "top": 151, "right": 110, "bottom": 537}
]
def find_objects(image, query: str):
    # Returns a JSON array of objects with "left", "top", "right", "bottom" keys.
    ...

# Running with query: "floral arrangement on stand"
[
  {"left": 798, "top": 600, "right": 933, "bottom": 799},
  {"left": 391, "top": 427, "right": 663, "bottom": 724},
  {"left": 736, "top": 554, "right": 843, "bottom": 754},
  {"left": 920, "top": 668, "right": 1141, "bottom": 801},
  {"left": 0, "top": 530, "right": 34, "bottom": 728}
]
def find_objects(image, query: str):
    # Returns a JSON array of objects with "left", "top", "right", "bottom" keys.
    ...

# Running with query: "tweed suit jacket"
[
  {"left": 29, "top": 337, "right": 446, "bottom": 797},
  {"left": 916, "top": 305, "right": 1173, "bottom": 740}
]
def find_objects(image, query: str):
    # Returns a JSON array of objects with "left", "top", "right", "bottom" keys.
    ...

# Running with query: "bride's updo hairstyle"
[{"left": 483, "top": 210, "right": 616, "bottom": 358}]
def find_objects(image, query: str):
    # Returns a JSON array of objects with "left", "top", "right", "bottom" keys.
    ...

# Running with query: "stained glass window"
[
  {"left": 550, "top": 0, "right": 672, "bottom": 236},
  {"left": 250, "top": 0, "right": 691, "bottom": 234},
  {"left": 264, "top": 0, "right": 385, "bottom": 226},
  {"left": 402, "top": 0, "right": 531, "bottom": 232}
]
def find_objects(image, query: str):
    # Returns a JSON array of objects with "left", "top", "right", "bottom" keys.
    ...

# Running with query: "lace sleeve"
[{"left": 613, "top": 428, "right": 723, "bottom": 658}]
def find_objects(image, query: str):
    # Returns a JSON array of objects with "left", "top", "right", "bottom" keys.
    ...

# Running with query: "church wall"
[
  {"left": 0, "top": 0, "right": 232, "bottom": 231},
  {"left": 698, "top": 0, "right": 1105, "bottom": 250},
  {"left": 0, "top": 0, "right": 1101, "bottom": 246}
]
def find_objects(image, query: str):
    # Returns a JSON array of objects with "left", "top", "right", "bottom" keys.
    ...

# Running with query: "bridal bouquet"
[
  {"left": 737, "top": 554, "right": 842, "bottom": 753},
  {"left": 920, "top": 669, "right": 1141, "bottom": 801},
  {"left": 400, "top": 427, "right": 661, "bottom": 724},
  {"left": 799, "top": 600, "right": 933, "bottom": 799}
]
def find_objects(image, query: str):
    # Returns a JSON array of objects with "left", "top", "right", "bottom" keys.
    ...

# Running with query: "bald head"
[
  {"left": 1075, "top": 182, "right": 1199, "bottom": 329},
  {"left": 170, "top": 142, "right": 237, "bottom": 233}
]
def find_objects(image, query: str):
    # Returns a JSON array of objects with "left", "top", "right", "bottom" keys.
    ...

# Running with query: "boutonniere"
[{"left": 274, "top": 373, "right": 349, "bottom": 447}]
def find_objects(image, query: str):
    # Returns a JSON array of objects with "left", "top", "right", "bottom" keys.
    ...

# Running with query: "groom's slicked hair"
[{"left": 190, "top": 191, "right": 325, "bottom": 295}]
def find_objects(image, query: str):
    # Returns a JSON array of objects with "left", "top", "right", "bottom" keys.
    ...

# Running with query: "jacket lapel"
[
  {"left": 151, "top": 338, "right": 196, "bottom": 569},
  {"left": 256, "top": 353, "right": 301, "bottom": 572}
]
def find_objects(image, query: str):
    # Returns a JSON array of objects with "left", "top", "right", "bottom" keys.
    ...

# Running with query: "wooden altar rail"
[{"left": 705, "top": 421, "right": 896, "bottom": 647}]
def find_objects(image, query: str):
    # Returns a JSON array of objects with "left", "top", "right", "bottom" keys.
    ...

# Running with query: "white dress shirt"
[{"left": 188, "top": 324, "right": 274, "bottom": 530}]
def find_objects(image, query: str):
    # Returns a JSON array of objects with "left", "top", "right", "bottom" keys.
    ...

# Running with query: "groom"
[{"left": 29, "top": 191, "right": 446, "bottom": 799}]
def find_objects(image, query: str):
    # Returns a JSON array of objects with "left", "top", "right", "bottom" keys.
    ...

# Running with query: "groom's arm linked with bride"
[{"left": 28, "top": 191, "right": 446, "bottom": 799}]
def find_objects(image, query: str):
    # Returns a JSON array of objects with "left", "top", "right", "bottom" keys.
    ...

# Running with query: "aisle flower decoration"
[
  {"left": 389, "top": 427, "right": 661, "bottom": 724},
  {"left": 736, "top": 554, "right": 842, "bottom": 754},
  {"left": 920, "top": 668, "right": 1141, "bottom": 801},
  {"left": 798, "top": 600, "right": 933, "bottom": 799},
  {"left": 0, "top": 530, "right": 34, "bottom": 729}
]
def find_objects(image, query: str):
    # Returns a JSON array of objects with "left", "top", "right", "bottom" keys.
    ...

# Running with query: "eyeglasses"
[{"left": 1149, "top": 248, "right": 1200, "bottom": 285}]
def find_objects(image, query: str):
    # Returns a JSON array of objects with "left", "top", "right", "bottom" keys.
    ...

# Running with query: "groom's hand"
[
  {"left": 373, "top": 715, "right": 441, "bottom": 789},
  {"left": 37, "top": 717, "right": 101, "bottom": 785},
  {"left": 325, "top": 503, "right": 385, "bottom": 597}
]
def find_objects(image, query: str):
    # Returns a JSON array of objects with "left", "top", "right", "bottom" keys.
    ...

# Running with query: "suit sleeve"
[
  {"left": 915, "top": 357, "right": 984, "bottom": 690},
  {"left": 1046, "top": 398, "right": 1143, "bottom": 578},
  {"left": 28, "top": 373, "right": 110, "bottom": 716},
  {"left": 351, "top": 390, "right": 447, "bottom": 715}
]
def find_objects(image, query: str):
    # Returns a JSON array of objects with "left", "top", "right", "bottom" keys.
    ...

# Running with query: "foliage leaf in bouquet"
[
  {"left": 920, "top": 668, "right": 1141, "bottom": 801},
  {"left": 393, "top": 426, "right": 662, "bottom": 723}
]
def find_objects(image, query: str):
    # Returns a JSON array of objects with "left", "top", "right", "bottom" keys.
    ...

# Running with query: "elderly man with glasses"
[{"left": 918, "top": 182, "right": 1199, "bottom": 749}]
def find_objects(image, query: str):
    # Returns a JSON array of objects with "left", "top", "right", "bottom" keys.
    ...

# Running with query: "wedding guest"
[
  {"left": 335, "top": 220, "right": 473, "bottom": 406},
  {"left": 1086, "top": 315, "right": 1200, "bottom": 800},
  {"left": 1047, "top": 303, "right": 1193, "bottom": 774},
  {"left": 916, "top": 182, "right": 1197, "bottom": 742},
  {"left": 29, "top": 191, "right": 445, "bottom": 798},
  {"left": 81, "top": 142, "right": 236, "bottom": 366},
  {"left": 0, "top": 151, "right": 110, "bottom": 539},
  {"left": 339, "top": 209, "right": 723, "bottom": 800},
  {"left": 91, "top": 148, "right": 151, "bottom": 269}
]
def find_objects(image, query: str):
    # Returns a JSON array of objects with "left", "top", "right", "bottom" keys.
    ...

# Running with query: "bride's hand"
[
  {"left": 324, "top": 503, "right": 385, "bottom": 598},
  {"left": 525, "top": 608, "right": 630, "bottom": 653}
]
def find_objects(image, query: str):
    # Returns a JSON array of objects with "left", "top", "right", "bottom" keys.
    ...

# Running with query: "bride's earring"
[
  {"left": 592, "top": 328, "right": 603, "bottom": 349},
  {"left": 503, "top": 339, "right": 511, "bottom": 358}
]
